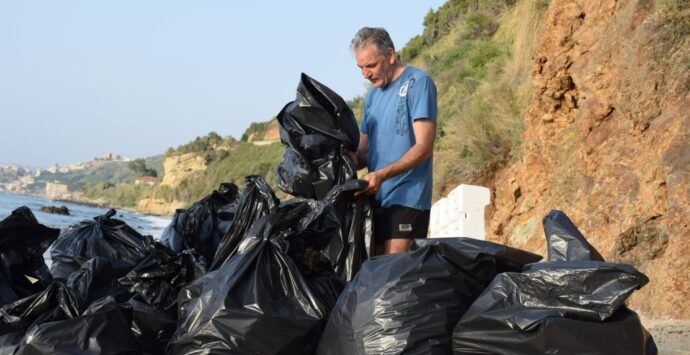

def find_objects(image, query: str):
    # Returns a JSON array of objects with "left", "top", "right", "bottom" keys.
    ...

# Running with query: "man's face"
[{"left": 355, "top": 44, "right": 395, "bottom": 88}]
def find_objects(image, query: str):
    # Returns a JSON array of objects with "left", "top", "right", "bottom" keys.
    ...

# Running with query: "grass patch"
[{"left": 404, "top": 0, "right": 547, "bottom": 199}]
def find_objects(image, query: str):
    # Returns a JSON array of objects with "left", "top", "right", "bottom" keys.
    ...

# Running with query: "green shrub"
[{"left": 463, "top": 12, "right": 498, "bottom": 39}]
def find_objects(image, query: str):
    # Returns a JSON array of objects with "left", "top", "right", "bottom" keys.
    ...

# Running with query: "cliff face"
[
  {"left": 160, "top": 153, "right": 207, "bottom": 187},
  {"left": 246, "top": 121, "right": 280, "bottom": 143},
  {"left": 488, "top": 0, "right": 689, "bottom": 318},
  {"left": 137, "top": 152, "right": 207, "bottom": 215},
  {"left": 137, "top": 197, "right": 187, "bottom": 216}
]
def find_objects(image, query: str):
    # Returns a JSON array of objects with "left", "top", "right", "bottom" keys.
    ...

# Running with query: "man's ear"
[{"left": 387, "top": 48, "right": 396, "bottom": 64}]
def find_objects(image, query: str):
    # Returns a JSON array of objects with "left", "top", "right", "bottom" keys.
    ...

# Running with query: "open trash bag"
[
  {"left": 452, "top": 210, "right": 657, "bottom": 355},
  {"left": 169, "top": 197, "right": 344, "bottom": 354},
  {"left": 0, "top": 207, "right": 59, "bottom": 305},
  {"left": 316, "top": 238, "right": 541, "bottom": 355},
  {"left": 118, "top": 242, "right": 206, "bottom": 354},
  {"left": 322, "top": 180, "right": 374, "bottom": 283},
  {"left": 50, "top": 209, "right": 153, "bottom": 281},
  {"left": 160, "top": 182, "right": 239, "bottom": 264},
  {"left": 275, "top": 73, "right": 359, "bottom": 199},
  {"left": 208, "top": 176, "right": 279, "bottom": 270}
]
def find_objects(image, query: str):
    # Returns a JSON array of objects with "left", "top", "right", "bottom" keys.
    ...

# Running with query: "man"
[{"left": 349, "top": 27, "right": 437, "bottom": 255}]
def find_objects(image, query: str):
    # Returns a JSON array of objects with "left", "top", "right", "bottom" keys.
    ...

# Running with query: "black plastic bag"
[
  {"left": 65, "top": 256, "right": 128, "bottom": 305},
  {"left": 209, "top": 176, "right": 279, "bottom": 270},
  {"left": 316, "top": 238, "right": 542, "bottom": 355},
  {"left": 160, "top": 182, "right": 239, "bottom": 264},
  {"left": 452, "top": 210, "right": 657, "bottom": 355},
  {"left": 0, "top": 281, "right": 81, "bottom": 334},
  {"left": 0, "top": 281, "right": 81, "bottom": 353},
  {"left": 543, "top": 209, "right": 604, "bottom": 261},
  {"left": 118, "top": 242, "right": 205, "bottom": 354},
  {"left": 0, "top": 207, "right": 59, "bottom": 304},
  {"left": 15, "top": 297, "right": 140, "bottom": 354},
  {"left": 50, "top": 209, "right": 153, "bottom": 281},
  {"left": 322, "top": 180, "right": 374, "bottom": 283},
  {"left": 169, "top": 198, "right": 343, "bottom": 354},
  {"left": 278, "top": 73, "right": 359, "bottom": 152},
  {"left": 275, "top": 73, "right": 359, "bottom": 199}
]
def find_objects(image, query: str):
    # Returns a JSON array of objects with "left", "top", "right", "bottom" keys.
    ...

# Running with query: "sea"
[{"left": 0, "top": 192, "right": 172, "bottom": 264}]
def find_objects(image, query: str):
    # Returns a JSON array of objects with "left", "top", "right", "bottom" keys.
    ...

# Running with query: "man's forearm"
[
  {"left": 377, "top": 142, "right": 432, "bottom": 180},
  {"left": 355, "top": 150, "right": 368, "bottom": 170}
]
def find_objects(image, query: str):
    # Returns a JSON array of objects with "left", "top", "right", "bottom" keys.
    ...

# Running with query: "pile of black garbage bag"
[
  {"left": 451, "top": 210, "right": 657, "bottom": 355},
  {"left": 0, "top": 73, "right": 657, "bottom": 354}
]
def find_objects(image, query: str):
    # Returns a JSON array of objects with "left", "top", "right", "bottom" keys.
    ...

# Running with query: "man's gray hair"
[{"left": 350, "top": 27, "right": 395, "bottom": 55}]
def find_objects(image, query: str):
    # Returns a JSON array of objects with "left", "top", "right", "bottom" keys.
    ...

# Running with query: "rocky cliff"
[
  {"left": 246, "top": 121, "right": 280, "bottom": 143},
  {"left": 487, "top": 0, "right": 689, "bottom": 318},
  {"left": 160, "top": 153, "right": 207, "bottom": 187},
  {"left": 137, "top": 152, "right": 208, "bottom": 215}
]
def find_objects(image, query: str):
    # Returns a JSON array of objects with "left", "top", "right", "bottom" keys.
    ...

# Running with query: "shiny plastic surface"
[
  {"left": 209, "top": 176, "right": 279, "bottom": 270},
  {"left": 543, "top": 209, "right": 604, "bottom": 262},
  {"left": 322, "top": 180, "right": 374, "bottom": 283},
  {"left": 0, "top": 281, "right": 81, "bottom": 353},
  {"left": 0, "top": 207, "right": 59, "bottom": 304},
  {"left": 16, "top": 297, "right": 139, "bottom": 354},
  {"left": 452, "top": 211, "right": 657, "bottom": 355},
  {"left": 317, "top": 238, "right": 541, "bottom": 355},
  {"left": 275, "top": 73, "right": 358, "bottom": 199},
  {"left": 160, "top": 182, "right": 239, "bottom": 264},
  {"left": 169, "top": 197, "right": 344, "bottom": 354},
  {"left": 50, "top": 209, "right": 153, "bottom": 280}
]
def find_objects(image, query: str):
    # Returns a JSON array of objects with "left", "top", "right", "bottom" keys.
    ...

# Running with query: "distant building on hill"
[
  {"left": 46, "top": 182, "right": 69, "bottom": 199},
  {"left": 103, "top": 152, "right": 121, "bottom": 161},
  {"left": 134, "top": 176, "right": 160, "bottom": 186}
]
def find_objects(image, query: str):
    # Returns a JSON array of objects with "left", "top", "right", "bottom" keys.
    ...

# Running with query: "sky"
[{"left": 0, "top": 1, "right": 446, "bottom": 168}]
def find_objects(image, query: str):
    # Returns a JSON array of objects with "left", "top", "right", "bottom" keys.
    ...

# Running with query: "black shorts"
[{"left": 373, "top": 204, "right": 430, "bottom": 245}]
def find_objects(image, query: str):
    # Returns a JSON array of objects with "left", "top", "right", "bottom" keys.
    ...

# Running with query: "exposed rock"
[
  {"left": 487, "top": 0, "right": 690, "bottom": 318},
  {"left": 262, "top": 121, "right": 280, "bottom": 141},
  {"left": 161, "top": 153, "right": 207, "bottom": 187},
  {"left": 246, "top": 121, "right": 280, "bottom": 143},
  {"left": 40, "top": 205, "right": 70, "bottom": 215},
  {"left": 137, "top": 198, "right": 187, "bottom": 216}
]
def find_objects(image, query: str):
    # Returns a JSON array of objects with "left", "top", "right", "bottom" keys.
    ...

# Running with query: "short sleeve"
[{"left": 408, "top": 75, "right": 437, "bottom": 122}]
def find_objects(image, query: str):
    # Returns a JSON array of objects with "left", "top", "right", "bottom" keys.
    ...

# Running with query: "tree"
[{"left": 128, "top": 159, "right": 157, "bottom": 177}]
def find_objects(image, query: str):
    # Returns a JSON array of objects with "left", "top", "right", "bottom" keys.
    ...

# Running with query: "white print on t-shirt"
[{"left": 399, "top": 81, "right": 409, "bottom": 97}]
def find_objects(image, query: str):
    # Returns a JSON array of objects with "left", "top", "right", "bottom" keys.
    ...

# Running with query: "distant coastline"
[{"left": 0, "top": 191, "right": 156, "bottom": 217}]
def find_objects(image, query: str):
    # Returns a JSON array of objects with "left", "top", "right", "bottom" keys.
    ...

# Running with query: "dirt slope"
[{"left": 487, "top": 0, "right": 689, "bottom": 318}]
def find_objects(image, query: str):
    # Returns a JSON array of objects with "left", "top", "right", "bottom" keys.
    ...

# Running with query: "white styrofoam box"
[{"left": 429, "top": 184, "right": 490, "bottom": 240}]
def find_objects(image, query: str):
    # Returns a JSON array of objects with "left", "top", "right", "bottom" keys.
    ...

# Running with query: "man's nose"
[{"left": 362, "top": 68, "right": 371, "bottom": 79}]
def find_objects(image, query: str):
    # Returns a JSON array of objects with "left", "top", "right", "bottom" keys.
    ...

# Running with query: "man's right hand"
[{"left": 355, "top": 170, "right": 384, "bottom": 196}]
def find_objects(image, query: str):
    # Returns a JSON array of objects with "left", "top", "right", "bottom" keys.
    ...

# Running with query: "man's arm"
[
  {"left": 354, "top": 134, "right": 368, "bottom": 170},
  {"left": 347, "top": 133, "right": 369, "bottom": 170},
  {"left": 356, "top": 119, "right": 435, "bottom": 196}
]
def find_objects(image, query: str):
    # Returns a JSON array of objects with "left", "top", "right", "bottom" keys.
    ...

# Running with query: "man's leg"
[
  {"left": 383, "top": 238, "right": 413, "bottom": 254},
  {"left": 373, "top": 203, "right": 389, "bottom": 256},
  {"left": 380, "top": 205, "right": 430, "bottom": 255}
]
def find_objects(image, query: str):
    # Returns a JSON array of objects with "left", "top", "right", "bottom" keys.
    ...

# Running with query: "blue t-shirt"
[{"left": 360, "top": 66, "right": 437, "bottom": 210}]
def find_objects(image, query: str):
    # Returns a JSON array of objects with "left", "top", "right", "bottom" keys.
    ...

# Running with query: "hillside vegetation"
[{"left": 402, "top": 0, "right": 548, "bottom": 199}]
